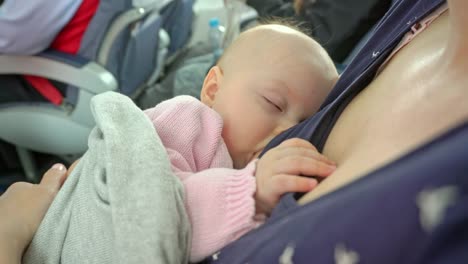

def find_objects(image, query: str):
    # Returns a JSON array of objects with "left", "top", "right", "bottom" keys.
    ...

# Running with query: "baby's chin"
[
  {"left": 232, "top": 157, "right": 249, "bottom": 170},
  {"left": 232, "top": 155, "right": 257, "bottom": 169},
  {"left": 232, "top": 160, "right": 245, "bottom": 170}
]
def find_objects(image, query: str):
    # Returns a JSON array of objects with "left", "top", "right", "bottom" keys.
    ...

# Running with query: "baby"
[{"left": 143, "top": 22, "right": 339, "bottom": 261}]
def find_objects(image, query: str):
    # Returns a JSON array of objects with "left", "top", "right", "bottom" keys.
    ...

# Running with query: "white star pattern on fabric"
[
  {"left": 279, "top": 243, "right": 295, "bottom": 264},
  {"left": 416, "top": 185, "right": 459, "bottom": 233},
  {"left": 334, "top": 243, "right": 360, "bottom": 264},
  {"left": 212, "top": 251, "right": 220, "bottom": 260}
]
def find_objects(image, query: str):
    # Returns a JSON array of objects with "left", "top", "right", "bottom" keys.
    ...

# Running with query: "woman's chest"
[{"left": 299, "top": 13, "right": 467, "bottom": 204}]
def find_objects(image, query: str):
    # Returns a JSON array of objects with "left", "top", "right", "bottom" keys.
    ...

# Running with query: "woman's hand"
[
  {"left": 254, "top": 138, "right": 336, "bottom": 216},
  {"left": 0, "top": 164, "right": 68, "bottom": 264}
]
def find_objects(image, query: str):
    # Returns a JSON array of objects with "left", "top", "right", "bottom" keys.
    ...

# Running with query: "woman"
[{"left": 2, "top": 0, "right": 467, "bottom": 263}]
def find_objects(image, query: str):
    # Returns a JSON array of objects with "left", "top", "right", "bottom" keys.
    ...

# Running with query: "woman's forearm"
[{"left": 0, "top": 232, "right": 22, "bottom": 264}]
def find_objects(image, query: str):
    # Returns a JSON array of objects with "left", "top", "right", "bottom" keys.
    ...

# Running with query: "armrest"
[{"left": 0, "top": 50, "right": 118, "bottom": 94}]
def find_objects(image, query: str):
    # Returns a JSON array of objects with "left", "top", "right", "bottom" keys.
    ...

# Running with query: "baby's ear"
[{"left": 200, "top": 66, "right": 223, "bottom": 107}]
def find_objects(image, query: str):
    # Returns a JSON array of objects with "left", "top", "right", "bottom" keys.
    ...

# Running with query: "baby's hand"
[{"left": 254, "top": 138, "right": 336, "bottom": 216}]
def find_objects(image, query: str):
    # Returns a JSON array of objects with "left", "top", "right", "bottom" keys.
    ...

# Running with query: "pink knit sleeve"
[
  {"left": 144, "top": 96, "right": 264, "bottom": 262},
  {"left": 144, "top": 96, "right": 232, "bottom": 173},
  {"left": 176, "top": 160, "right": 263, "bottom": 262}
]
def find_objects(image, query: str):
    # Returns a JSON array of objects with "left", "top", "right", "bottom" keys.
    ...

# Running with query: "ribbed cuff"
[{"left": 222, "top": 159, "right": 264, "bottom": 238}]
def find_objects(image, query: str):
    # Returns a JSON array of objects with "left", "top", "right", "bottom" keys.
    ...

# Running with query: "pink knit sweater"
[{"left": 144, "top": 96, "right": 261, "bottom": 262}]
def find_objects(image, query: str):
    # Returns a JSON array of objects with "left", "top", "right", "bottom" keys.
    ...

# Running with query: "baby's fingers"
[
  {"left": 278, "top": 138, "right": 318, "bottom": 151},
  {"left": 275, "top": 146, "right": 335, "bottom": 166},
  {"left": 278, "top": 156, "right": 336, "bottom": 178},
  {"left": 271, "top": 174, "right": 318, "bottom": 196}
]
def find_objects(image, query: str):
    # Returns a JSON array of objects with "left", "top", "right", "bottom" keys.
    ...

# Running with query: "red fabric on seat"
[{"left": 24, "top": 0, "right": 99, "bottom": 105}]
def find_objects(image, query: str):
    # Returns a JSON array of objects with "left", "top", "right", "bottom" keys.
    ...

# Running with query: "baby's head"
[{"left": 200, "top": 22, "right": 338, "bottom": 169}]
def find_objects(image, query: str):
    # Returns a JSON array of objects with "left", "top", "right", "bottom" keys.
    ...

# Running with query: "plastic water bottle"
[{"left": 208, "top": 18, "right": 225, "bottom": 61}]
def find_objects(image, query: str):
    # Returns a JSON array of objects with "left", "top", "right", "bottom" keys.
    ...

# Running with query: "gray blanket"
[{"left": 24, "top": 92, "right": 190, "bottom": 264}]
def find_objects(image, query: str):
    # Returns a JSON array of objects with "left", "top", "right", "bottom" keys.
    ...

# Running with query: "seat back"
[
  {"left": 0, "top": 0, "right": 194, "bottom": 156},
  {"left": 77, "top": 0, "right": 178, "bottom": 98},
  {"left": 161, "top": 0, "right": 194, "bottom": 54}
]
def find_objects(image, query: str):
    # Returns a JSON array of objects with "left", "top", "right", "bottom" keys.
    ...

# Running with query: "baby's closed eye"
[{"left": 262, "top": 96, "right": 283, "bottom": 112}]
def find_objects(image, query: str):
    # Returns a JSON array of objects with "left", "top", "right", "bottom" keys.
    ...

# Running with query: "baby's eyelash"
[{"left": 264, "top": 97, "right": 283, "bottom": 112}]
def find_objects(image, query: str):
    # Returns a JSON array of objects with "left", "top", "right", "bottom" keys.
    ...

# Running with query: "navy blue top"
[{"left": 204, "top": 0, "right": 468, "bottom": 263}]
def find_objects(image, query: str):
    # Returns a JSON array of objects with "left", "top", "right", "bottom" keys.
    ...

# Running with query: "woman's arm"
[{"left": 0, "top": 164, "right": 68, "bottom": 264}]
